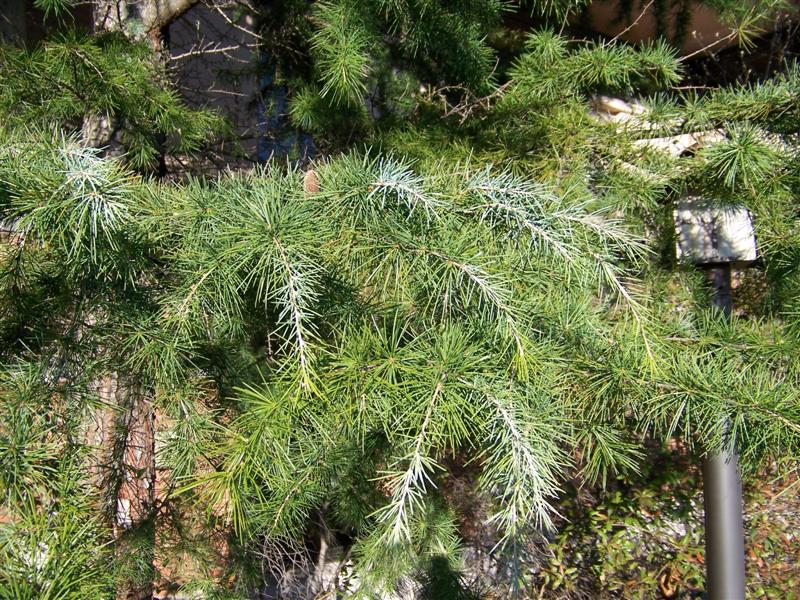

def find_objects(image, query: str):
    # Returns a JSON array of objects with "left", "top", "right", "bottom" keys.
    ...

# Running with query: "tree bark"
[
  {"left": 87, "top": 3, "right": 195, "bottom": 598},
  {"left": 93, "top": 0, "right": 198, "bottom": 42},
  {"left": 89, "top": 374, "right": 157, "bottom": 600},
  {"left": 114, "top": 379, "right": 157, "bottom": 600}
]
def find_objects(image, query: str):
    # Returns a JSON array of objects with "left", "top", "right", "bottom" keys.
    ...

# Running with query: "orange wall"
[{"left": 587, "top": 0, "right": 739, "bottom": 55}]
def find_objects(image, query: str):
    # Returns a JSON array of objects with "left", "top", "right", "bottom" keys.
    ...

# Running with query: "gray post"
[{"left": 702, "top": 265, "right": 746, "bottom": 600}]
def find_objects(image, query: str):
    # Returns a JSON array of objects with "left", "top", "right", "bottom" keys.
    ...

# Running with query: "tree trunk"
[
  {"left": 89, "top": 375, "right": 157, "bottom": 600},
  {"left": 85, "top": 0, "right": 198, "bottom": 148},
  {"left": 93, "top": 0, "right": 197, "bottom": 43},
  {"left": 114, "top": 379, "right": 157, "bottom": 600},
  {"left": 87, "top": 3, "right": 197, "bottom": 598}
]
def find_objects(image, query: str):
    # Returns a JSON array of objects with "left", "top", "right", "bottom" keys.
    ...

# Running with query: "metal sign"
[{"left": 674, "top": 198, "right": 757, "bottom": 264}]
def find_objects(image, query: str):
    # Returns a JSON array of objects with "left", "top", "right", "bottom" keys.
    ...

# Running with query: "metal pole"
[{"left": 702, "top": 264, "right": 746, "bottom": 600}]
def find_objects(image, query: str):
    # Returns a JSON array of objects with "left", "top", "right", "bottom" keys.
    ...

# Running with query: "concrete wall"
[{"left": 166, "top": 2, "right": 261, "bottom": 169}]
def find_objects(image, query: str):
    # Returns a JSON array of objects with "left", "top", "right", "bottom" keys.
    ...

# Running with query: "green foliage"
[
  {"left": 2, "top": 134, "right": 138, "bottom": 278},
  {"left": 3, "top": 120, "right": 797, "bottom": 593},
  {"left": 311, "top": 1, "right": 374, "bottom": 106},
  {"left": 0, "top": 33, "right": 224, "bottom": 171},
  {"left": 522, "top": 0, "right": 590, "bottom": 18},
  {"left": 272, "top": 0, "right": 512, "bottom": 147},
  {"left": 699, "top": 122, "right": 784, "bottom": 193},
  {"left": 503, "top": 31, "right": 682, "bottom": 108},
  {"left": 539, "top": 457, "right": 706, "bottom": 597},
  {"left": 33, "top": 0, "right": 77, "bottom": 17},
  {"left": 0, "top": 507, "right": 112, "bottom": 599},
  {"left": 1, "top": 1, "right": 800, "bottom": 597},
  {"left": 538, "top": 457, "right": 800, "bottom": 599},
  {"left": 0, "top": 367, "right": 62, "bottom": 505},
  {"left": 0, "top": 462, "right": 114, "bottom": 599}
]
